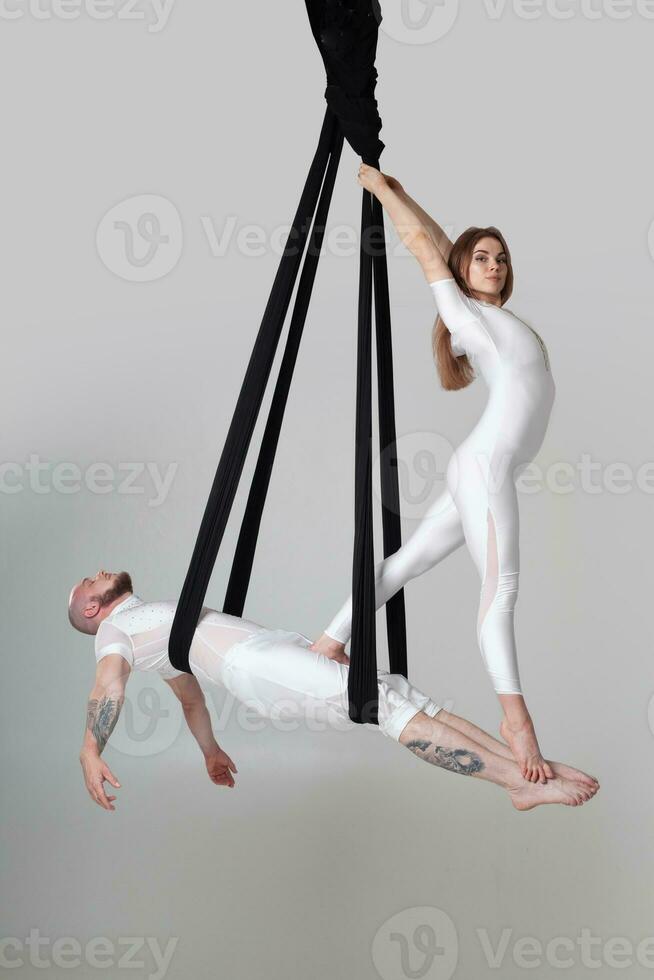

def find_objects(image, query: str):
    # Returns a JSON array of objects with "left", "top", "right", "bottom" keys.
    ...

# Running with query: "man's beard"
[{"left": 98, "top": 571, "right": 133, "bottom": 608}]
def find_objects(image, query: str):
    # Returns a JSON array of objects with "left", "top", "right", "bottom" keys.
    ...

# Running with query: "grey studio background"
[{"left": 1, "top": 2, "right": 652, "bottom": 978}]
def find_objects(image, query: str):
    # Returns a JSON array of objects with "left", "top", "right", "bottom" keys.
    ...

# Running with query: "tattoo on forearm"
[
  {"left": 405, "top": 740, "right": 485, "bottom": 775},
  {"left": 86, "top": 696, "right": 123, "bottom": 754}
]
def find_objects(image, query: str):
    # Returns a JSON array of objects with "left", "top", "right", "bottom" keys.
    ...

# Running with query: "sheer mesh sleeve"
[{"left": 95, "top": 621, "right": 134, "bottom": 666}]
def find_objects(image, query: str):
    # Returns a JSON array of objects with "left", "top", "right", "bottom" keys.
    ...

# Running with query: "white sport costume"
[
  {"left": 325, "top": 278, "right": 556, "bottom": 696},
  {"left": 94, "top": 595, "right": 443, "bottom": 741}
]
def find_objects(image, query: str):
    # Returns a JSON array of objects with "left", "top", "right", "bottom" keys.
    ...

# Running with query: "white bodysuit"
[
  {"left": 94, "top": 595, "right": 442, "bottom": 741},
  {"left": 325, "top": 278, "right": 556, "bottom": 696}
]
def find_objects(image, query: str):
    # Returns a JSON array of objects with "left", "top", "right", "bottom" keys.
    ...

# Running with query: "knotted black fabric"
[
  {"left": 169, "top": 0, "right": 408, "bottom": 724},
  {"left": 305, "top": 0, "right": 384, "bottom": 164}
]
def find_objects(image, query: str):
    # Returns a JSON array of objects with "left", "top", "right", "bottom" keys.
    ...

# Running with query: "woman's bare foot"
[
  {"left": 400, "top": 711, "right": 599, "bottom": 813},
  {"left": 309, "top": 634, "right": 350, "bottom": 665},
  {"left": 507, "top": 770, "right": 599, "bottom": 811},
  {"left": 439, "top": 709, "right": 598, "bottom": 789},
  {"left": 500, "top": 716, "right": 554, "bottom": 784},
  {"left": 357, "top": 163, "right": 387, "bottom": 196},
  {"left": 437, "top": 710, "right": 599, "bottom": 791}
]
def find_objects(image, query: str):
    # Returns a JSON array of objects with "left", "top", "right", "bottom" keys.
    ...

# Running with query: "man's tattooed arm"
[
  {"left": 86, "top": 694, "right": 124, "bottom": 755},
  {"left": 405, "top": 739, "right": 485, "bottom": 775}
]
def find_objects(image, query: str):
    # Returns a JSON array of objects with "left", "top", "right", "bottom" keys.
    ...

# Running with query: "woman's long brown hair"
[{"left": 432, "top": 226, "right": 514, "bottom": 391}]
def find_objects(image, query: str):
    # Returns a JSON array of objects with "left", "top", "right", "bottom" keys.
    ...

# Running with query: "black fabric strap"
[
  {"left": 371, "top": 192, "right": 407, "bottom": 679},
  {"left": 347, "top": 185, "right": 379, "bottom": 723},
  {"left": 346, "top": 178, "right": 407, "bottom": 721},
  {"left": 170, "top": 0, "right": 408, "bottom": 725},
  {"left": 168, "top": 108, "right": 337, "bottom": 671},
  {"left": 304, "top": 0, "right": 384, "bottom": 162},
  {"left": 223, "top": 120, "right": 345, "bottom": 615}
]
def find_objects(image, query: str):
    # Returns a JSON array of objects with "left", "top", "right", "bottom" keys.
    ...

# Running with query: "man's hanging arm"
[{"left": 79, "top": 655, "right": 130, "bottom": 811}]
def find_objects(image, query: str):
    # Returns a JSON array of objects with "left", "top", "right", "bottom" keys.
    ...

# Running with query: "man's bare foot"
[
  {"left": 500, "top": 716, "right": 554, "bottom": 784},
  {"left": 309, "top": 634, "right": 350, "bottom": 665},
  {"left": 549, "top": 761, "right": 599, "bottom": 790},
  {"left": 507, "top": 771, "right": 599, "bottom": 811}
]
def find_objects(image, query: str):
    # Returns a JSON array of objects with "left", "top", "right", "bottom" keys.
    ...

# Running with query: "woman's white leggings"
[{"left": 324, "top": 437, "right": 527, "bottom": 696}]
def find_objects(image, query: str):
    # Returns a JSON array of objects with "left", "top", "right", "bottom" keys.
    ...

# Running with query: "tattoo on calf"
[
  {"left": 406, "top": 740, "right": 485, "bottom": 775},
  {"left": 86, "top": 696, "right": 123, "bottom": 754}
]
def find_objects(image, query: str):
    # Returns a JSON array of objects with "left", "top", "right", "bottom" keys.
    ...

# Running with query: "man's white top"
[
  {"left": 94, "top": 595, "right": 265, "bottom": 681},
  {"left": 93, "top": 595, "right": 445, "bottom": 741}
]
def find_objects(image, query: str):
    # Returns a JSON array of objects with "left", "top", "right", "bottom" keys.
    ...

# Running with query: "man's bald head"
[{"left": 68, "top": 570, "right": 134, "bottom": 635}]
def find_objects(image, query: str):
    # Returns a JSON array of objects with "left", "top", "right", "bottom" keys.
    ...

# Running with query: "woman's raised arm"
[
  {"left": 382, "top": 174, "right": 454, "bottom": 261},
  {"left": 358, "top": 164, "right": 452, "bottom": 283}
]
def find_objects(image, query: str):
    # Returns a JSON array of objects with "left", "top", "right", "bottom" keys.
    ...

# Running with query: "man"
[{"left": 69, "top": 571, "right": 599, "bottom": 813}]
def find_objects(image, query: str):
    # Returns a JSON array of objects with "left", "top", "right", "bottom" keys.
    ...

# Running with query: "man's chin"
[
  {"left": 99, "top": 571, "right": 134, "bottom": 608},
  {"left": 114, "top": 571, "right": 133, "bottom": 595}
]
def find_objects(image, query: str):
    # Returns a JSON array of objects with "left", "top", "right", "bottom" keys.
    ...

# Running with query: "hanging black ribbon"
[
  {"left": 169, "top": 0, "right": 407, "bottom": 725},
  {"left": 305, "top": 0, "right": 384, "bottom": 164}
]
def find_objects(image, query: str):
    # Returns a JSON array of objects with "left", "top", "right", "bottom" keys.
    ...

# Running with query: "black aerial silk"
[{"left": 169, "top": 0, "right": 408, "bottom": 724}]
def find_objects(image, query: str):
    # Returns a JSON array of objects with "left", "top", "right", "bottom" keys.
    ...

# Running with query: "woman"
[{"left": 312, "top": 165, "right": 557, "bottom": 785}]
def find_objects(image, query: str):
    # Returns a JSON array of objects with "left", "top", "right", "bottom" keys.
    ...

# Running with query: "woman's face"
[{"left": 466, "top": 236, "right": 508, "bottom": 302}]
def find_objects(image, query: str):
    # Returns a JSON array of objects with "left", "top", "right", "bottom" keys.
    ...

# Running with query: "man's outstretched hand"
[
  {"left": 80, "top": 750, "right": 121, "bottom": 811},
  {"left": 206, "top": 748, "right": 238, "bottom": 788}
]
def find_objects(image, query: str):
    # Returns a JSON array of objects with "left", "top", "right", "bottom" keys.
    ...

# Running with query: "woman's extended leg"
[
  {"left": 449, "top": 442, "right": 553, "bottom": 783},
  {"left": 397, "top": 710, "right": 599, "bottom": 811},
  {"left": 314, "top": 488, "right": 464, "bottom": 649},
  {"left": 314, "top": 440, "right": 552, "bottom": 782},
  {"left": 315, "top": 449, "right": 527, "bottom": 701}
]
